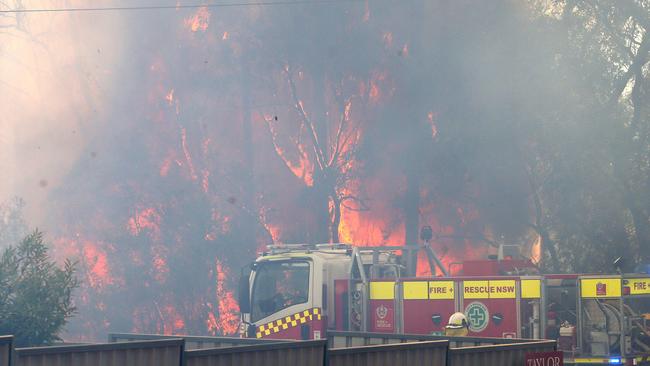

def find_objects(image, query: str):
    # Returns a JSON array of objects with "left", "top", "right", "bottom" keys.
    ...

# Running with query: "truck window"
[{"left": 251, "top": 260, "right": 310, "bottom": 322}]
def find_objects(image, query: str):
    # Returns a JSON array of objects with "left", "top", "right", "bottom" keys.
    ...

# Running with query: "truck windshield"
[{"left": 251, "top": 260, "right": 310, "bottom": 322}]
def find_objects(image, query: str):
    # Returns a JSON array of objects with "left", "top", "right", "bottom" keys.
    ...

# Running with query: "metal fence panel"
[
  {"left": 448, "top": 340, "right": 557, "bottom": 366},
  {"left": 0, "top": 336, "right": 12, "bottom": 366},
  {"left": 326, "top": 331, "right": 531, "bottom": 349},
  {"left": 185, "top": 340, "right": 326, "bottom": 366},
  {"left": 14, "top": 338, "right": 184, "bottom": 366},
  {"left": 328, "top": 340, "right": 448, "bottom": 366},
  {"left": 108, "top": 333, "right": 288, "bottom": 350}
]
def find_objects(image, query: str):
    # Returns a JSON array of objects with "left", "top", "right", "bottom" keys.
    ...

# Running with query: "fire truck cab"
[
  {"left": 239, "top": 244, "right": 402, "bottom": 339},
  {"left": 238, "top": 243, "right": 650, "bottom": 365}
]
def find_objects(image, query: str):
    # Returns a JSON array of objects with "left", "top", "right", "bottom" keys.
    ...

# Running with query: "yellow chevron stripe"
[{"left": 255, "top": 308, "right": 322, "bottom": 338}]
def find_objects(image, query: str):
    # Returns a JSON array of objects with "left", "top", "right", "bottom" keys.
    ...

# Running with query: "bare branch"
[
  {"left": 263, "top": 113, "right": 311, "bottom": 183},
  {"left": 618, "top": 0, "right": 650, "bottom": 30},
  {"left": 285, "top": 65, "right": 327, "bottom": 171},
  {"left": 340, "top": 195, "right": 369, "bottom": 211},
  {"left": 609, "top": 28, "right": 649, "bottom": 105},
  {"left": 328, "top": 98, "right": 352, "bottom": 167}
]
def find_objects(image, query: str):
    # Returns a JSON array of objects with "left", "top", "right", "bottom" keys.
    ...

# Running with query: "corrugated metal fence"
[
  {"left": 184, "top": 340, "right": 326, "bottom": 366},
  {"left": 448, "top": 340, "right": 558, "bottom": 366},
  {"left": 13, "top": 338, "right": 184, "bottom": 366},
  {"left": 329, "top": 340, "right": 448, "bottom": 366},
  {"left": 108, "top": 333, "right": 286, "bottom": 350},
  {"left": 1, "top": 332, "right": 557, "bottom": 366},
  {"left": 112, "top": 330, "right": 539, "bottom": 350},
  {"left": 327, "top": 330, "right": 530, "bottom": 348},
  {"left": 0, "top": 336, "right": 12, "bottom": 366}
]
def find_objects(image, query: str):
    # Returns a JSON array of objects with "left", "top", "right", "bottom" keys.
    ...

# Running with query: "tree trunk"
[
  {"left": 537, "top": 226, "right": 559, "bottom": 273},
  {"left": 404, "top": 109, "right": 427, "bottom": 276},
  {"left": 310, "top": 74, "right": 332, "bottom": 243},
  {"left": 330, "top": 194, "right": 341, "bottom": 243},
  {"left": 525, "top": 162, "right": 560, "bottom": 272},
  {"left": 626, "top": 195, "right": 650, "bottom": 263},
  {"left": 404, "top": 168, "right": 421, "bottom": 276}
]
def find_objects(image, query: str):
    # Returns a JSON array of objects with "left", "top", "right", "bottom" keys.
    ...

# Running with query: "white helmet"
[{"left": 447, "top": 312, "right": 468, "bottom": 328}]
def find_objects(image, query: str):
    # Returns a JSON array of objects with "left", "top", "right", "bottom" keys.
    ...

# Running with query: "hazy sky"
[{"left": 1, "top": 1, "right": 127, "bottom": 225}]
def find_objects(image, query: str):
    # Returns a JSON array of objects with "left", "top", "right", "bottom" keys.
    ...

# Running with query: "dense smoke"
[{"left": 2, "top": 0, "right": 649, "bottom": 340}]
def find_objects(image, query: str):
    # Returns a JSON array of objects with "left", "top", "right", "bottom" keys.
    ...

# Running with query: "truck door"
[
  {"left": 460, "top": 278, "right": 519, "bottom": 338},
  {"left": 401, "top": 280, "right": 456, "bottom": 335},
  {"left": 368, "top": 280, "right": 396, "bottom": 333},
  {"left": 621, "top": 275, "right": 650, "bottom": 360},
  {"left": 519, "top": 277, "right": 542, "bottom": 339},
  {"left": 249, "top": 259, "right": 323, "bottom": 340}
]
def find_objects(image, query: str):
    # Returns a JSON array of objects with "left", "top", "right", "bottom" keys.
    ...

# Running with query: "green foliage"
[
  {"left": 0, "top": 230, "right": 78, "bottom": 346},
  {"left": 523, "top": 0, "right": 650, "bottom": 272}
]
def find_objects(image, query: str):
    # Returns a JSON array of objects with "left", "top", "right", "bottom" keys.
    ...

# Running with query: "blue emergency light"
[{"left": 608, "top": 357, "right": 622, "bottom": 364}]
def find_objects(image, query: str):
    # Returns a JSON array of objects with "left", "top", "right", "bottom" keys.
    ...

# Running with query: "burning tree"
[
  {"left": 245, "top": 1, "right": 400, "bottom": 245},
  {"left": 263, "top": 64, "right": 373, "bottom": 243}
]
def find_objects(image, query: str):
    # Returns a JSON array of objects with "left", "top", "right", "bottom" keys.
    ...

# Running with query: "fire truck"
[{"left": 238, "top": 242, "right": 650, "bottom": 365}]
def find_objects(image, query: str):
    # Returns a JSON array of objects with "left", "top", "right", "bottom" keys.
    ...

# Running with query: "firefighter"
[
  {"left": 444, "top": 312, "right": 469, "bottom": 336},
  {"left": 281, "top": 273, "right": 308, "bottom": 308}
]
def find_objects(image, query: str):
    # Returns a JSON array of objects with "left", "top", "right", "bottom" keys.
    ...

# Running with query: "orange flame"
[
  {"left": 127, "top": 207, "right": 162, "bottom": 241},
  {"left": 368, "top": 71, "right": 389, "bottom": 104},
  {"left": 209, "top": 260, "right": 240, "bottom": 335},
  {"left": 160, "top": 153, "right": 174, "bottom": 176},
  {"left": 181, "top": 127, "right": 198, "bottom": 180},
  {"left": 400, "top": 43, "right": 409, "bottom": 57},
  {"left": 165, "top": 89, "right": 174, "bottom": 105},
  {"left": 338, "top": 183, "right": 405, "bottom": 245},
  {"left": 266, "top": 114, "right": 314, "bottom": 186},
  {"left": 82, "top": 241, "right": 113, "bottom": 288},
  {"left": 530, "top": 234, "right": 542, "bottom": 264},
  {"left": 161, "top": 305, "right": 186, "bottom": 334},
  {"left": 339, "top": 209, "right": 405, "bottom": 245},
  {"left": 132, "top": 302, "right": 186, "bottom": 335},
  {"left": 202, "top": 169, "right": 210, "bottom": 193},
  {"left": 259, "top": 208, "right": 281, "bottom": 244},
  {"left": 427, "top": 111, "right": 438, "bottom": 138},
  {"left": 151, "top": 246, "right": 169, "bottom": 283},
  {"left": 185, "top": 7, "right": 210, "bottom": 33}
]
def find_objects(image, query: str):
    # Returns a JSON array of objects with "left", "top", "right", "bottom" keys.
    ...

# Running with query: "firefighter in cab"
[{"left": 444, "top": 312, "right": 469, "bottom": 336}]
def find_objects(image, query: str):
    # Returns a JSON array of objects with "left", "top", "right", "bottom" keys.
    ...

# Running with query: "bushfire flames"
[{"left": 15, "top": 2, "right": 540, "bottom": 342}]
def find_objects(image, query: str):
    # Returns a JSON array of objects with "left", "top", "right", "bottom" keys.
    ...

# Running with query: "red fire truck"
[{"left": 238, "top": 243, "right": 650, "bottom": 365}]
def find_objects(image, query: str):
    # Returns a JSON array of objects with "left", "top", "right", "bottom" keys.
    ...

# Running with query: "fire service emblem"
[
  {"left": 465, "top": 302, "right": 489, "bottom": 332},
  {"left": 376, "top": 304, "right": 388, "bottom": 319}
]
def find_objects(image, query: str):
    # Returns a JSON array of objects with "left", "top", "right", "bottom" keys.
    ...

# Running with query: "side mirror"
[{"left": 238, "top": 266, "right": 251, "bottom": 314}]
